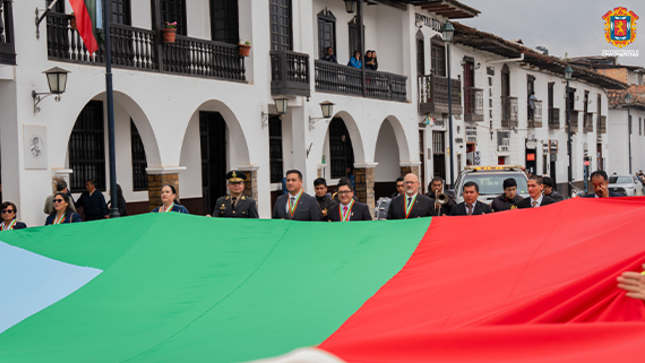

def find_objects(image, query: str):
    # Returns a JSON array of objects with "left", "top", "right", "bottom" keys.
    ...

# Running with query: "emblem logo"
[{"left": 603, "top": 7, "right": 639, "bottom": 48}]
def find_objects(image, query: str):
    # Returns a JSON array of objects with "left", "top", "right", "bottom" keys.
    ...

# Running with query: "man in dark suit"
[
  {"left": 542, "top": 176, "right": 563, "bottom": 202},
  {"left": 209, "top": 170, "right": 259, "bottom": 218},
  {"left": 272, "top": 169, "right": 322, "bottom": 221},
  {"left": 450, "top": 181, "right": 493, "bottom": 216},
  {"left": 425, "top": 176, "right": 456, "bottom": 216},
  {"left": 390, "top": 177, "right": 404, "bottom": 198},
  {"left": 387, "top": 173, "right": 436, "bottom": 219},
  {"left": 518, "top": 175, "right": 556, "bottom": 208},
  {"left": 581, "top": 170, "right": 625, "bottom": 198},
  {"left": 328, "top": 181, "right": 372, "bottom": 221}
]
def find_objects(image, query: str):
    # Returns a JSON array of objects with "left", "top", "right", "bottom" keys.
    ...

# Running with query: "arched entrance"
[{"left": 373, "top": 117, "right": 410, "bottom": 199}]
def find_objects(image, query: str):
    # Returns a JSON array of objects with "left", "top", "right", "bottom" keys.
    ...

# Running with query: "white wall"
[{"left": 374, "top": 121, "right": 400, "bottom": 182}]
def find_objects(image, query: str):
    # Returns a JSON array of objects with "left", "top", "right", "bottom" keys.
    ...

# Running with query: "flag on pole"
[{"left": 68, "top": 0, "right": 103, "bottom": 54}]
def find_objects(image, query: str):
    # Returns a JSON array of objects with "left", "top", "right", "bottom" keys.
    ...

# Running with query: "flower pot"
[
  {"left": 161, "top": 28, "right": 177, "bottom": 44},
  {"left": 239, "top": 44, "right": 251, "bottom": 57},
  {"left": 70, "top": 15, "right": 77, "bottom": 30}
]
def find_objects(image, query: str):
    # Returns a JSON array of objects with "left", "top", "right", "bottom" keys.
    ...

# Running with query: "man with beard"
[{"left": 386, "top": 173, "right": 435, "bottom": 219}]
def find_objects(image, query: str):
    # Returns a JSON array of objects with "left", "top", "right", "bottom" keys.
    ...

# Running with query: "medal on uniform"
[
  {"left": 0, "top": 219, "right": 17, "bottom": 231},
  {"left": 339, "top": 200, "right": 355, "bottom": 222},
  {"left": 288, "top": 191, "right": 302, "bottom": 217},
  {"left": 404, "top": 194, "right": 417, "bottom": 219},
  {"left": 163, "top": 203, "right": 174, "bottom": 213}
]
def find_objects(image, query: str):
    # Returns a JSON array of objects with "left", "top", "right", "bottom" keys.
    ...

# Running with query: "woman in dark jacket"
[
  {"left": 0, "top": 201, "right": 27, "bottom": 230},
  {"left": 45, "top": 192, "right": 82, "bottom": 225},
  {"left": 108, "top": 184, "right": 128, "bottom": 217}
]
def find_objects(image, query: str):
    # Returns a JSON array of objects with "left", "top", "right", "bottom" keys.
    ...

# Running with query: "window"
[
  {"left": 432, "top": 131, "right": 445, "bottom": 154},
  {"left": 329, "top": 118, "right": 354, "bottom": 179},
  {"left": 269, "top": 0, "right": 292, "bottom": 51},
  {"left": 317, "top": 9, "right": 336, "bottom": 59},
  {"left": 269, "top": 116, "right": 283, "bottom": 183},
  {"left": 348, "top": 17, "right": 361, "bottom": 58},
  {"left": 111, "top": 0, "right": 131, "bottom": 25},
  {"left": 416, "top": 30, "right": 425, "bottom": 76},
  {"left": 161, "top": 0, "right": 187, "bottom": 35},
  {"left": 640, "top": 117, "right": 642, "bottom": 136},
  {"left": 68, "top": 101, "right": 105, "bottom": 193},
  {"left": 46, "top": 0, "right": 65, "bottom": 13},
  {"left": 130, "top": 120, "right": 147, "bottom": 191},
  {"left": 430, "top": 36, "right": 445, "bottom": 77},
  {"left": 210, "top": 0, "right": 239, "bottom": 44}
]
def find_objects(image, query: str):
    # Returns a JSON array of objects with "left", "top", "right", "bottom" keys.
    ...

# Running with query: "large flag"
[
  {"left": 0, "top": 198, "right": 644, "bottom": 362},
  {"left": 68, "top": 0, "right": 103, "bottom": 54}
]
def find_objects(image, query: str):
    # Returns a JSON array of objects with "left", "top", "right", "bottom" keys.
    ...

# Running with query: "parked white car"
[{"left": 608, "top": 174, "right": 643, "bottom": 196}]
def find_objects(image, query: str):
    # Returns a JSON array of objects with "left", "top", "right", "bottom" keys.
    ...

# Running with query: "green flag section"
[
  {"left": 69, "top": 0, "right": 103, "bottom": 54},
  {"left": 0, "top": 214, "right": 430, "bottom": 362}
]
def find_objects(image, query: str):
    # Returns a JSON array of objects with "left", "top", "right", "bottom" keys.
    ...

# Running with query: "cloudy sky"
[{"left": 460, "top": 0, "right": 644, "bottom": 67}]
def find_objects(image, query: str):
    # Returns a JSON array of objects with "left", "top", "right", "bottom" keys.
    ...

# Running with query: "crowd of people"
[{"left": 322, "top": 47, "right": 378, "bottom": 70}]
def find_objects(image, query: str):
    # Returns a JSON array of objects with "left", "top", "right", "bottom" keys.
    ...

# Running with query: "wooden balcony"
[
  {"left": 548, "top": 107, "right": 560, "bottom": 130},
  {"left": 418, "top": 73, "right": 462, "bottom": 115},
  {"left": 569, "top": 110, "right": 579, "bottom": 133},
  {"left": 0, "top": 0, "right": 15, "bottom": 65},
  {"left": 47, "top": 12, "right": 245, "bottom": 82},
  {"left": 528, "top": 100, "right": 543, "bottom": 128},
  {"left": 583, "top": 113, "right": 594, "bottom": 133},
  {"left": 598, "top": 115, "right": 607, "bottom": 134},
  {"left": 270, "top": 51, "right": 310, "bottom": 97},
  {"left": 464, "top": 87, "right": 484, "bottom": 122},
  {"left": 314, "top": 60, "right": 407, "bottom": 102},
  {"left": 501, "top": 96, "right": 518, "bottom": 128}
]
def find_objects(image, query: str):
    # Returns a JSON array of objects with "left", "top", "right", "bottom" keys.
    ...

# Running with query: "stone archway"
[{"left": 373, "top": 116, "right": 412, "bottom": 200}]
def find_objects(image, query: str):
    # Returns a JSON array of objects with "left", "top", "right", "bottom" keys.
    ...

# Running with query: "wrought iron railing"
[
  {"left": 270, "top": 50, "right": 310, "bottom": 97},
  {"left": 569, "top": 110, "right": 579, "bottom": 133},
  {"left": 501, "top": 96, "right": 518, "bottom": 128},
  {"left": 315, "top": 61, "right": 407, "bottom": 102},
  {"left": 47, "top": 12, "right": 245, "bottom": 81},
  {"left": 528, "top": 100, "right": 542, "bottom": 128},
  {"left": 464, "top": 87, "right": 484, "bottom": 122},
  {"left": 583, "top": 112, "right": 594, "bottom": 133},
  {"left": 418, "top": 73, "right": 461, "bottom": 106},
  {"left": 548, "top": 107, "right": 560, "bottom": 130},
  {"left": 0, "top": 0, "right": 15, "bottom": 65},
  {"left": 598, "top": 115, "right": 607, "bottom": 134}
]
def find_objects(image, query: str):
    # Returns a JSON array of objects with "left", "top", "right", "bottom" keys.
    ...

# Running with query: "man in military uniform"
[
  {"left": 491, "top": 178, "right": 524, "bottom": 212},
  {"left": 210, "top": 170, "right": 259, "bottom": 218}
]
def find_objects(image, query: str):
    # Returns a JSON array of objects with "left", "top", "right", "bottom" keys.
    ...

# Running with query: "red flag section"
[
  {"left": 320, "top": 197, "right": 645, "bottom": 362},
  {"left": 69, "top": 0, "right": 99, "bottom": 54}
]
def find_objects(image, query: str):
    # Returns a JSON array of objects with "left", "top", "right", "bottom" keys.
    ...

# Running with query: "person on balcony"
[
  {"left": 348, "top": 51, "right": 362, "bottom": 69},
  {"left": 365, "top": 50, "right": 378, "bottom": 70},
  {"left": 528, "top": 91, "right": 537, "bottom": 121},
  {"left": 322, "top": 47, "right": 337, "bottom": 63}
]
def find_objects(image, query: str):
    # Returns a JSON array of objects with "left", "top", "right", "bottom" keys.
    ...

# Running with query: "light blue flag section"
[{"left": 0, "top": 241, "right": 102, "bottom": 333}]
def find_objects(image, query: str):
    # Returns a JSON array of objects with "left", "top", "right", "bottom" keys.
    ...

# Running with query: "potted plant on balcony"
[
  {"left": 70, "top": 12, "right": 77, "bottom": 30},
  {"left": 239, "top": 40, "right": 252, "bottom": 57},
  {"left": 161, "top": 22, "right": 177, "bottom": 44}
]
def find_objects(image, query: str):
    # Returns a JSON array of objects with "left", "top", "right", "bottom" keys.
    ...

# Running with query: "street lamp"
[
  {"left": 261, "top": 97, "right": 290, "bottom": 127},
  {"left": 626, "top": 93, "right": 632, "bottom": 174},
  {"left": 564, "top": 65, "right": 573, "bottom": 195},
  {"left": 309, "top": 101, "right": 335, "bottom": 130},
  {"left": 344, "top": 0, "right": 356, "bottom": 14},
  {"left": 32, "top": 67, "right": 70, "bottom": 113},
  {"left": 441, "top": 21, "right": 455, "bottom": 188}
]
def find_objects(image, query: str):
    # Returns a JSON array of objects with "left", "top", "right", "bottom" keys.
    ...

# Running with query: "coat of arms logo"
[{"left": 603, "top": 7, "right": 639, "bottom": 48}]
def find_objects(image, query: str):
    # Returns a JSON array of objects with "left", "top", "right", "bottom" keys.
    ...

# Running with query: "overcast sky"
[{"left": 460, "top": 0, "right": 644, "bottom": 67}]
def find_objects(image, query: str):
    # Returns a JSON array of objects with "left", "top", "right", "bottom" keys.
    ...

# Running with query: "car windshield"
[
  {"left": 461, "top": 172, "right": 528, "bottom": 195},
  {"left": 609, "top": 176, "right": 633, "bottom": 184}
]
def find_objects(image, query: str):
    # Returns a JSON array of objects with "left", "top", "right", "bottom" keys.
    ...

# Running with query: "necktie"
[
  {"left": 407, "top": 197, "right": 412, "bottom": 208},
  {"left": 467, "top": 204, "right": 473, "bottom": 215},
  {"left": 291, "top": 197, "right": 296, "bottom": 208},
  {"left": 343, "top": 206, "right": 348, "bottom": 214},
  {"left": 532, "top": 200, "right": 538, "bottom": 208},
  {"left": 231, "top": 197, "right": 237, "bottom": 209}
]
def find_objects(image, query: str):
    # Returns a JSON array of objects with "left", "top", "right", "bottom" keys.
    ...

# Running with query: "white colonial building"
[{"left": 0, "top": 0, "right": 628, "bottom": 226}]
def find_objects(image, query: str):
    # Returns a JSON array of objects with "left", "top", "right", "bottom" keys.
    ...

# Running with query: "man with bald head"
[{"left": 386, "top": 173, "right": 436, "bottom": 219}]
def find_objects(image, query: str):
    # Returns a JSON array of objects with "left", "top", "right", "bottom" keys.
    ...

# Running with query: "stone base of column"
[
  {"left": 400, "top": 165, "right": 421, "bottom": 178},
  {"left": 354, "top": 163, "right": 377, "bottom": 215}
]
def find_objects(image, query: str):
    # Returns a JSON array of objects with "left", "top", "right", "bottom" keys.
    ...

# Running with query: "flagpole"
[{"left": 103, "top": 0, "right": 120, "bottom": 218}]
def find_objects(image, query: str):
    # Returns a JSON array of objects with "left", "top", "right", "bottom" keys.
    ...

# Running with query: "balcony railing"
[
  {"left": 501, "top": 96, "right": 518, "bottom": 128},
  {"left": 464, "top": 87, "right": 484, "bottom": 122},
  {"left": 583, "top": 112, "right": 594, "bottom": 133},
  {"left": 0, "top": 0, "right": 15, "bottom": 65},
  {"left": 314, "top": 60, "right": 407, "bottom": 102},
  {"left": 418, "top": 73, "right": 462, "bottom": 115},
  {"left": 270, "top": 50, "right": 310, "bottom": 97},
  {"left": 528, "top": 99, "right": 543, "bottom": 128},
  {"left": 598, "top": 115, "right": 607, "bottom": 134},
  {"left": 47, "top": 12, "right": 245, "bottom": 81},
  {"left": 548, "top": 107, "right": 560, "bottom": 130},
  {"left": 569, "top": 110, "right": 579, "bottom": 133}
]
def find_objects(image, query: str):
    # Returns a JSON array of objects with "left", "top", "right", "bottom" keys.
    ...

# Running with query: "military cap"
[{"left": 226, "top": 170, "right": 248, "bottom": 183}]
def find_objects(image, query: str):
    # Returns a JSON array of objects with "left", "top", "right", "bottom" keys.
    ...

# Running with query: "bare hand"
[
  {"left": 206, "top": 214, "right": 211, "bottom": 217},
  {"left": 617, "top": 263, "right": 645, "bottom": 300},
  {"left": 322, "top": 209, "right": 328, "bottom": 217}
]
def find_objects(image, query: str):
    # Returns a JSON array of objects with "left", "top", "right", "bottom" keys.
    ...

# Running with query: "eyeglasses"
[
  {"left": 337, "top": 190, "right": 353, "bottom": 195},
  {"left": 53, "top": 199, "right": 65, "bottom": 203},
  {"left": 1, "top": 209, "right": 14, "bottom": 214}
]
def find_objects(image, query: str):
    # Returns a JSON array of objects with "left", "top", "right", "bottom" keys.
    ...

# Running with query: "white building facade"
[{"left": 0, "top": 0, "right": 627, "bottom": 226}]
